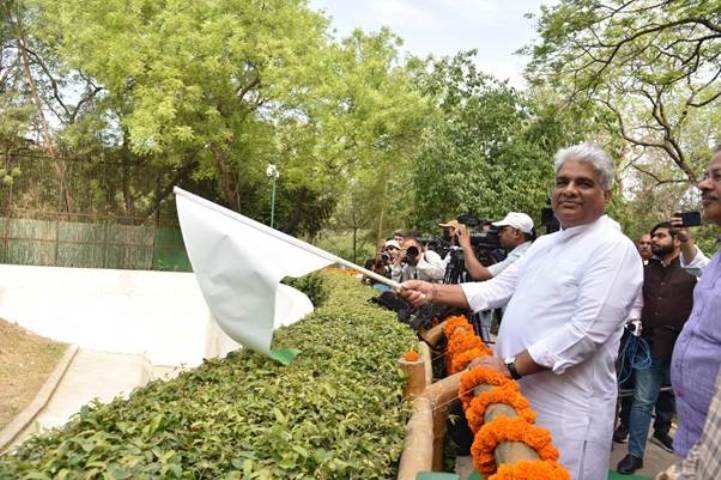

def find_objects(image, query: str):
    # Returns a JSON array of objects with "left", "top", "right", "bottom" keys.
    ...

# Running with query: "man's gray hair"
[{"left": 553, "top": 143, "right": 615, "bottom": 191}]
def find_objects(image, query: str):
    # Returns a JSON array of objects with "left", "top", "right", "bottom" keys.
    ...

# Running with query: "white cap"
[
  {"left": 492, "top": 212, "right": 534, "bottom": 234},
  {"left": 384, "top": 239, "right": 400, "bottom": 249}
]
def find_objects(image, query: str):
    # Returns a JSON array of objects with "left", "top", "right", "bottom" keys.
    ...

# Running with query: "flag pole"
[
  {"left": 174, "top": 187, "right": 402, "bottom": 290},
  {"left": 332, "top": 256, "right": 401, "bottom": 289}
]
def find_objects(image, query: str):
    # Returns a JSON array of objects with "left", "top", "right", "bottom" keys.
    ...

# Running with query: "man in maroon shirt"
[
  {"left": 614, "top": 232, "right": 676, "bottom": 447},
  {"left": 617, "top": 222, "right": 698, "bottom": 474}
]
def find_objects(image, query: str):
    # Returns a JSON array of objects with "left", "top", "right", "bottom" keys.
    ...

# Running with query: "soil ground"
[{"left": 0, "top": 318, "right": 67, "bottom": 430}]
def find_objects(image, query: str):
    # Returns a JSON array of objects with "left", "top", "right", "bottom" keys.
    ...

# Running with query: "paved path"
[
  {"left": 10, "top": 349, "right": 180, "bottom": 448},
  {"left": 609, "top": 433, "right": 678, "bottom": 478}
]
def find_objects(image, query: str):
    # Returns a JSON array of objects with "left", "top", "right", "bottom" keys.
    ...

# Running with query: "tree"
[
  {"left": 526, "top": 0, "right": 721, "bottom": 184},
  {"left": 410, "top": 51, "right": 598, "bottom": 231},
  {"left": 31, "top": 0, "right": 330, "bottom": 217}
]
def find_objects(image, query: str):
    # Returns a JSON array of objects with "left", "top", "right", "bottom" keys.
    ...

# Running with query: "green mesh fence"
[
  {"left": 0, "top": 217, "right": 192, "bottom": 271},
  {"left": 153, "top": 227, "right": 192, "bottom": 272}
]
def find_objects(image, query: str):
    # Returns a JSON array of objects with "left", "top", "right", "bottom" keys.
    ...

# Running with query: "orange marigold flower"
[
  {"left": 489, "top": 460, "right": 571, "bottom": 480},
  {"left": 403, "top": 350, "right": 419, "bottom": 362},
  {"left": 449, "top": 347, "right": 491, "bottom": 374},
  {"left": 443, "top": 315, "right": 472, "bottom": 337},
  {"left": 465, "top": 386, "right": 536, "bottom": 433},
  {"left": 458, "top": 366, "right": 516, "bottom": 410},
  {"left": 471, "top": 416, "right": 559, "bottom": 476},
  {"left": 447, "top": 333, "right": 484, "bottom": 357}
]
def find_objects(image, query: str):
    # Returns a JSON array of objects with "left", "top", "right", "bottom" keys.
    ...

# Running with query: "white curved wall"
[{"left": 0, "top": 264, "right": 313, "bottom": 367}]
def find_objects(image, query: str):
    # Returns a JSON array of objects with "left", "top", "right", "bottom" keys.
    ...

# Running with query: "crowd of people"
[{"left": 364, "top": 143, "right": 721, "bottom": 479}]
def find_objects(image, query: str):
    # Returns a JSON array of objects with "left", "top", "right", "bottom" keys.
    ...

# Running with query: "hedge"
[{"left": 0, "top": 272, "right": 417, "bottom": 479}]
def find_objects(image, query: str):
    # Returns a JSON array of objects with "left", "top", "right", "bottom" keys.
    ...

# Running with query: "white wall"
[{"left": 0, "top": 265, "right": 313, "bottom": 367}]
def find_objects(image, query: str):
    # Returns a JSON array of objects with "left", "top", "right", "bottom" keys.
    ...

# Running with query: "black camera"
[
  {"left": 381, "top": 252, "right": 391, "bottom": 262},
  {"left": 469, "top": 230, "right": 500, "bottom": 249},
  {"left": 406, "top": 246, "right": 420, "bottom": 258},
  {"left": 456, "top": 213, "right": 501, "bottom": 249}
]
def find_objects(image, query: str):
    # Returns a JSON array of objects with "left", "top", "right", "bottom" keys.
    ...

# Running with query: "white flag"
[{"left": 174, "top": 187, "right": 335, "bottom": 364}]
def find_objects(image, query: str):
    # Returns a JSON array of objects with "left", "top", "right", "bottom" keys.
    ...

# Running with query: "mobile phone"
[{"left": 679, "top": 211, "right": 702, "bottom": 227}]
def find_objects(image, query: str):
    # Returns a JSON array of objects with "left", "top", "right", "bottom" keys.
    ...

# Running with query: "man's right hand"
[
  {"left": 398, "top": 280, "right": 433, "bottom": 307},
  {"left": 670, "top": 214, "right": 690, "bottom": 242}
]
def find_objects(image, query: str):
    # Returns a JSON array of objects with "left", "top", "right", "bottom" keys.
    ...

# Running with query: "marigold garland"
[
  {"left": 458, "top": 366, "right": 516, "bottom": 410},
  {"left": 442, "top": 316, "right": 570, "bottom": 479},
  {"left": 488, "top": 460, "right": 571, "bottom": 480},
  {"left": 442, "top": 315, "right": 472, "bottom": 338},
  {"left": 447, "top": 333, "right": 485, "bottom": 358},
  {"left": 449, "top": 347, "right": 492, "bottom": 374},
  {"left": 465, "top": 387, "right": 536, "bottom": 433},
  {"left": 470, "top": 416, "right": 559, "bottom": 476}
]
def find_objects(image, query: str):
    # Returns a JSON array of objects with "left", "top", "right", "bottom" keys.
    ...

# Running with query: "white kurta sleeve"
[
  {"left": 526, "top": 239, "right": 643, "bottom": 374},
  {"left": 680, "top": 246, "right": 710, "bottom": 278},
  {"left": 461, "top": 254, "right": 524, "bottom": 312},
  {"left": 627, "top": 291, "right": 643, "bottom": 321}
]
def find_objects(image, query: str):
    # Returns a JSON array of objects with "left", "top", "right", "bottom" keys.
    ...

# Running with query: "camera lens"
[{"left": 406, "top": 246, "right": 419, "bottom": 257}]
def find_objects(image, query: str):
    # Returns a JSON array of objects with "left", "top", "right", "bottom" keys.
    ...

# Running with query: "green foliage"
[
  {"left": 282, "top": 272, "right": 329, "bottom": 308},
  {"left": 410, "top": 51, "right": 598, "bottom": 230},
  {"left": 526, "top": 0, "right": 721, "bottom": 182},
  {"left": 0, "top": 273, "right": 417, "bottom": 479}
]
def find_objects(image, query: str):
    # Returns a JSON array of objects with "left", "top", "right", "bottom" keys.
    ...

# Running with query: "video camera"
[
  {"left": 442, "top": 213, "right": 501, "bottom": 284},
  {"left": 456, "top": 213, "right": 501, "bottom": 250}
]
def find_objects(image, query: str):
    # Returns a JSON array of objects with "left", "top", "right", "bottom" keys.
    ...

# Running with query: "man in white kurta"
[
  {"left": 399, "top": 143, "right": 643, "bottom": 480},
  {"left": 462, "top": 214, "right": 642, "bottom": 478}
]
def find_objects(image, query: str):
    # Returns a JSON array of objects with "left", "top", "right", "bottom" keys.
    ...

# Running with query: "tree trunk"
[
  {"left": 209, "top": 142, "right": 241, "bottom": 211},
  {"left": 13, "top": 4, "right": 73, "bottom": 212},
  {"left": 352, "top": 227, "right": 358, "bottom": 264}
]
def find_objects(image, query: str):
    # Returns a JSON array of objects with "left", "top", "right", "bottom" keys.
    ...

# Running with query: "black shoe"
[
  {"left": 613, "top": 424, "right": 629, "bottom": 443},
  {"left": 617, "top": 454, "right": 644, "bottom": 475},
  {"left": 651, "top": 431, "right": 674, "bottom": 453}
]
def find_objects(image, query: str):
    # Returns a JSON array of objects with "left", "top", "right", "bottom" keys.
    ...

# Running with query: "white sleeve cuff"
[
  {"left": 527, "top": 339, "right": 560, "bottom": 372},
  {"left": 461, "top": 282, "right": 490, "bottom": 313}
]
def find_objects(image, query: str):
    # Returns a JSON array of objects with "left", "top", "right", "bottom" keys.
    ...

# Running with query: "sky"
[{"left": 308, "top": 0, "right": 556, "bottom": 88}]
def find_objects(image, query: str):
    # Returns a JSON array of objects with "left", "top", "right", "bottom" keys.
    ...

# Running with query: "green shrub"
[
  {"left": 282, "top": 272, "right": 329, "bottom": 307},
  {"left": 0, "top": 273, "right": 417, "bottom": 479}
]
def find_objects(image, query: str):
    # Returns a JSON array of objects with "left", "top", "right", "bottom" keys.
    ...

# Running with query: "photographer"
[
  {"left": 363, "top": 239, "right": 400, "bottom": 287},
  {"left": 457, "top": 212, "right": 534, "bottom": 281},
  {"left": 390, "top": 236, "right": 445, "bottom": 283}
]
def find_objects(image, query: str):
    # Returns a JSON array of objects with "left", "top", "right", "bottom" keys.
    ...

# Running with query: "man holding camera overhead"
[
  {"left": 399, "top": 143, "right": 643, "bottom": 479},
  {"left": 455, "top": 212, "right": 535, "bottom": 281},
  {"left": 390, "top": 236, "right": 445, "bottom": 283}
]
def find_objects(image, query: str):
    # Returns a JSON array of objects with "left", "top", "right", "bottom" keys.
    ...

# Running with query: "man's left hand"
[{"left": 467, "top": 355, "right": 511, "bottom": 378}]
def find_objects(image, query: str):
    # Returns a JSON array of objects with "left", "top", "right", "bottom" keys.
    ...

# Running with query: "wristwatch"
[{"left": 504, "top": 356, "right": 522, "bottom": 380}]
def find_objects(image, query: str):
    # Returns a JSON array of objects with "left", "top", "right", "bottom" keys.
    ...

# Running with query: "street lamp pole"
[{"left": 266, "top": 164, "right": 279, "bottom": 228}]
